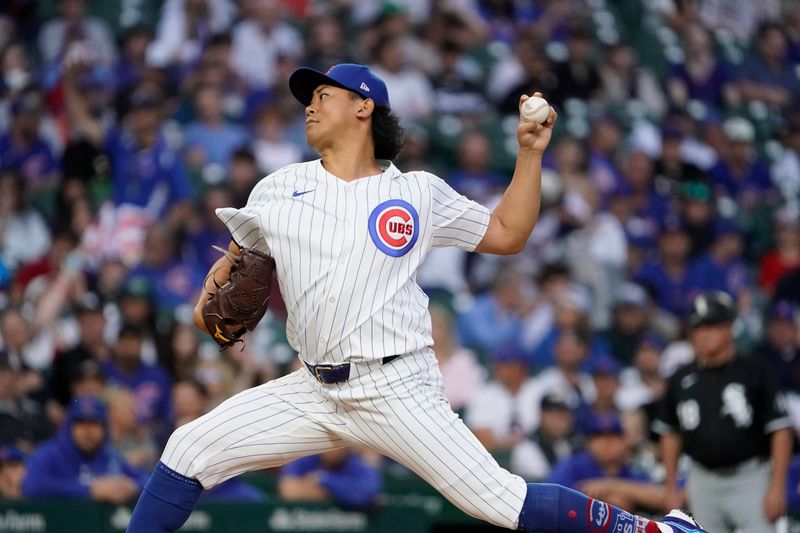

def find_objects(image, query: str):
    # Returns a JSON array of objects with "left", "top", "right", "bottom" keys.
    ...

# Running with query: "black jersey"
[{"left": 654, "top": 355, "right": 790, "bottom": 469}]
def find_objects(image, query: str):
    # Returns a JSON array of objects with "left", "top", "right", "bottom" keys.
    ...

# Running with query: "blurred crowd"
[{"left": 1, "top": 0, "right": 800, "bottom": 515}]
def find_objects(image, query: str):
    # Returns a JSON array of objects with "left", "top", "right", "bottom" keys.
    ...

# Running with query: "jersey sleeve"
[
  {"left": 428, "top": 174, "right": 490, "bottom": 251},
  {"left": 759, "top": 363, "right": 792, "bottom": 434},
  {"left": 215, "top": 177, "right": 271, "bottom": 254}
]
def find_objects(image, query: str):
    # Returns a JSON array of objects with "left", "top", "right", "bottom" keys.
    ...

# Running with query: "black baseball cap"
[
  {"left": 289, "top": 63, "right": 390, "bottom": 108},
  {"left": 69, "top": 359, "right": 105, "bottom": 384},
  {"left": 540, "top": 389, "right": 578, "bottom": 411},
  {"left": 129, "top": 88, "right": 163, "bottom": 109},
  {"left": 687, "top": 291, "right": 736, "bottom": 328}
]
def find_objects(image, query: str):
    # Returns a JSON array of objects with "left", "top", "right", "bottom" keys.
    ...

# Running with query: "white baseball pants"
[{"left": 161, "top": 349, "right": 527, "bottom": 529}]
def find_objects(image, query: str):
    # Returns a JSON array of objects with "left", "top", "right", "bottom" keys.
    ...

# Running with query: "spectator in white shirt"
[
  {"left": 369, "top": 36, "right": 434, "bottom": 122},
  {"left": 38, "top": 0, "right": 116, "bottom": 68},
  {"left": 147, "top": 0, "right": 235, "bottom": 68},
  {"left": 531, "top": 329, "right": 597, "bottom": 428},
  {"left": 230, "top": 0, "right": 302, "bottom": 89},
  {"left": 466, "top": 342, "right": 539, "bottom": 452},
  {"left": 0, "top": 172, "right": 51, "bottom": 272},
  {"left": 617, "top": 334, "right": 667, "bottom": 413},
  {"left": 250, "top": 106, "right": 302, "bottom": 175},
  {"left": 511, "top": 389, "right": 583, "bottom": 481}
]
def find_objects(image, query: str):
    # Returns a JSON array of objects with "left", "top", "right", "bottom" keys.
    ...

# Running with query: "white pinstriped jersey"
[{"left": 217, "top": 159, "right": 490, "bottom": 364}]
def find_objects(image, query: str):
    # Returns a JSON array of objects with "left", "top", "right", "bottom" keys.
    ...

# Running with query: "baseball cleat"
[{"left": 656, "top": 509, "right": 706, "bottom": 533}]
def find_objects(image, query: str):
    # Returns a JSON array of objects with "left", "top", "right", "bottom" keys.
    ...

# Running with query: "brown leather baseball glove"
[{"left": 202, "top": 247, "right": 275, "bottom": 349}]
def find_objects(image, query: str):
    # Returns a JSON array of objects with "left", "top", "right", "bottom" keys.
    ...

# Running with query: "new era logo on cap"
[{"left": 289, "top": 63, "right": 390, "bottom": 108}]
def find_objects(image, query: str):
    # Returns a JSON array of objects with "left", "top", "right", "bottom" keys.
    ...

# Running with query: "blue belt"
[{"left": 305, "top": 355, "right": 400, "bottom": 384}]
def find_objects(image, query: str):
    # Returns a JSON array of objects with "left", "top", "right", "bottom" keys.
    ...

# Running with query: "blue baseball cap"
[
  {"left": 638, "top": 332, "right": 666, "bottom": 351},
  {"left": 771, "top": 300, "right": 797, "bottom": 322},
  {"left": 68, "top": 395, "right": 107, "bottom": 424},
  {"left": 289, "top": 63, "right": 391, "bottom": 109},
  {"left": 490, "top": 341, "right": 529, "bottom": 366},
  {"left": 0, "top": 445, "right": 25, "bottom": 465},
  {"left": 586, "top": 413, "right": 624, "bottom": 437},
  {"left": 712, "top": 217, "right": 743, "bottom": 239},
  {"left": 589, "top": 354, "right": 621, "bottom": 376}
]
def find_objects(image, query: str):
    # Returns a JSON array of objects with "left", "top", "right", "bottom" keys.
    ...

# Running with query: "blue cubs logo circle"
[
  {"left": 369, "top": 200, "right": 419, "bottom": 257},
  {"left": 587, "top": 499, "right": 611, "bottom": 533}
]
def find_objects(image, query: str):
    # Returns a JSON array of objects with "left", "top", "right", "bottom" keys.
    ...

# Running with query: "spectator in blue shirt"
[
  {"left": 456, "top": 267, "right": 528, "bottom": 357},
  {"left": 622, "top": 150, "right": 671, "bottom": 236},
  {"left": 0, "top": 445, "right": 26, "bottom": 501},
  {"left": 667, "top": 24, "right": 735, "bottom": 113},
  {"left": 738, "top": 22, "right": 800, "bottom": 110},
  {"left": 686, "top": 217, "right": 750, "bottom": 300},
  {"left": 0, "top": 89, "right": 58, "bottom": 194},
  {"left": 587, "top": 117, "right": 624, "bottom": 199},
  {"left": 127, "top": 225, "right": 206, "bottom": 319},
  {"left": 114, "top": 25, "right": 153, "bottom": 95},
  {"left": 531, "top": 284, "right": 610, "bottom": 369},
  {"left": 64, "top": 69, "right": 193, "bottom": 227},
  {"left": 708, "top": 117, "right": 776, "bottom": 211},
  {"left": 786, "top": 454, "right": 800, "bottom": 511},
  {"left": 101, "top": 324, "right": 172, "bottom": 434},
  {"left": 105, "top": 89, "right": 193, "bottom": 221},
  {"left": 186, "top": 187, "right": 236, "bottom": 272},
  {"left": 758, "top": 301, "right": 800, "bottom": 395},
  {"left": 548, "top": 414, "right": 653, "bottom": 510},
  {"left": 447, "top": 130, "right": 506, "bottom": 203},
  {"left": 575, "top": 356, "right": 623, "bottom": 435},
  {"left": 21, "top": 396, "right": 145, "bottom": 503},
  {"left": 183, "top": 83, "right": 248, "bottom": 170},
  {"left": 279, "top": 449, "right": 382, "bottom": 510},
  {"left": 635, "top": 215, "right": 692, "bottom": 317}
]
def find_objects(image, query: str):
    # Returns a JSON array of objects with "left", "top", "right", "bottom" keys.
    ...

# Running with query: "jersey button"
[{"left": 328, "top": 297, "right": 336, "bottom": 303}]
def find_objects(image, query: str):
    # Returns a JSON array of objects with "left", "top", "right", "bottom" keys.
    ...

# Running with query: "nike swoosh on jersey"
[{"left": 292, "top": 189, "right": 316, "bottom": 197}]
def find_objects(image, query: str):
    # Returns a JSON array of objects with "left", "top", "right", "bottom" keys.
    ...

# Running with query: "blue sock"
[
  {"left": 127, "top": 462, "right": 203, "bottom": 533},
  {"left": 517, "top": 483, "right": 658, "bottom": 532}
]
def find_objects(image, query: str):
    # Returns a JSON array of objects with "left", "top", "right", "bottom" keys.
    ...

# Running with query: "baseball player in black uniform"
[{"left": 655, "top": 291, "right": 793, "bottom": 532}]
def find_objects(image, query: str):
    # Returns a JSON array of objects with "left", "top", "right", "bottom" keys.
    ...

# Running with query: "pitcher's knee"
[
  {"left": 160, "top": 418, "right": 208, "bottom": 478},
  {"left": 435, "top": 478, "right": 522, "bottom": 530}
]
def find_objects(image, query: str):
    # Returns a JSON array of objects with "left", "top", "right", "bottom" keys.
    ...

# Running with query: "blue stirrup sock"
[
  {"left": 518, "top": 483, "right": 660, "bottom": 532},
  {"left": 127, "top": 462, "right": 203, "bottom": 533}
]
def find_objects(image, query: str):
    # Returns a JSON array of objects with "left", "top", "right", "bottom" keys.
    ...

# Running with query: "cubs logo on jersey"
[{"left": 368, "top": 199, "right": 419, "bottom": 257}]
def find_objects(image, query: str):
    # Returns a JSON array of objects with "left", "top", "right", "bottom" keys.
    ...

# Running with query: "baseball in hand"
[{"left": 520, "top": 96, "right": 551, "bottom": 123}]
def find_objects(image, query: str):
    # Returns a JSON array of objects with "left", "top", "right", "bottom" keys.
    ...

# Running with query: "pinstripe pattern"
[
  {"left": 161, "top": 370, "right": 351, "bottom": 487},
  {"left": 159, "top": 350, "right": 527, "bottom": 528},
  {"left": 216, "top": 160, "right": 489, "bottom": 364},
  {"left": 165, "top": 160, "right": 527, "bottom": 528}
]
